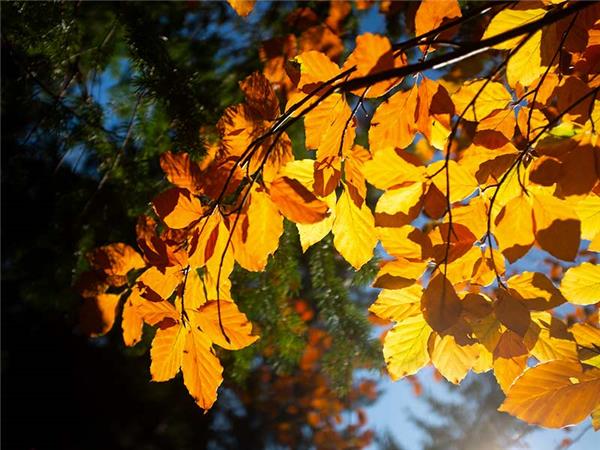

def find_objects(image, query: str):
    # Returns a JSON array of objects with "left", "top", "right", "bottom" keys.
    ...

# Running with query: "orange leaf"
[
  {"left": 159, "top": 151, "right": 202, "bottom": 194},
  {"left": 368, "top": 86, "right": 418, "bottom": 151},
  {"left": 181, "top": 325, "right": 224, "bottom": 410},
  {"left": 193, "top": 301, "right": 259, "bottom": 350},
  {"left": 239, "top": 72, "right": 280, "bottom": 120},
  {"left": 342, "top": 33, "right": 402, "bottom": 98},
  {"left": 79, "top": 294, "right": 120, "bottom": 337},
  {"left": 122, "top": 288, "right": 144, "bottom": 346},
  {"left": 150, "top": 322, "right": 186, "bottom": 382},
  {"left": 499, "top": 360, "right": 600, "bottom": 428},
  {"left": 415, "top": 0, "right": 461, "bottom": 40},
  {"left": 153, "top": 188, "right": 205, "bottom": 229},
  {"left": 269, "top": 176, "right": 329, "bottom": 224},
  {"left": 227, "top": 0, "right": 255, "bottom": 17}
]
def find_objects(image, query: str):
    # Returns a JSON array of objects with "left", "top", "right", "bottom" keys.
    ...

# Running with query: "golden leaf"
[{"left": 499, "top": 360, "right": 600, "bottom": 428}]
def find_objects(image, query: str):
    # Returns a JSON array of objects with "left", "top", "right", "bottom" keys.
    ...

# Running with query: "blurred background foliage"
[{"left": 2, "top": 1, "right": 531, "bottom": 449}]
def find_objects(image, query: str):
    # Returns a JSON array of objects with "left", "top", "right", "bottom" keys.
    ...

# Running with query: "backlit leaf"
[
  {"left": 499, "top": 360, "right": 600, "bottom": 428},
  {"left": 332, "top": 188, "right": 377, "bottom": 270},
  {"left": 383, "top": 314, "right": 432, "bottom": 380},
  {"left": 560, "top": 262, "right": 600, "bottom": 305}
]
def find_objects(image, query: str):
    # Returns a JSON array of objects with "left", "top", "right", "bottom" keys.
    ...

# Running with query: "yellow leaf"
[
  {"left": 188, "top": 210, "right": 222, "bottom": 268},
  {"left": 494, "top": 194, "right": 535, "bottom": 263},
  {"left": 375, "top": 182, "right": 425, "bottom": 217},
  {"left": 470, "top": 313, "right": 502, "bottom": 352},
  {"left": 427, "top": 160, "right": 479, "bottom": 203},
  {"left": 137, "top": 298, "right": 179, "bottom": 327},
  {"left": 493, "top": 353, "right": 528, "bottom": 394},
  {"left": 344, "top": 145, "right": 370, "bottom": 207},
  {"left": 492, "top": 329, "right": 529, "bottom": 393},
  {"left": 88, "top": 243, "right": 145, "bottom": 279},
  {"left": 377, "top": 225, "right": 431, "bottom": 260},
  {"left": 294, "top": 51, "right": 341, "bottom": 91},
  {"left": 499, "top": 360, "right": 600, "bottom": 428},
  {"left": 217, "top": 104, "right": 260, "bottom": 158},
  {"left": 531, "top": 187, "right": 581, "bottom": 261},
  {"left": 193, "top": 301, "right": 259, "bottom": 351},
  {"left": 472, "top": 344, "right": 494, "bottom": 374},
  {"left": 239, "top": 71, "right": 279, "bottom": 120},
  {"left": 182, "top": 326, "right": 224, "bottom": 410},
  {"left": 138, "top": 266, "right": 182, "bottom": 303},
  {"left": 589, "top": 232, "right": 600, "bottom": 252},
  {"left": 383, "top": 314, "right": 432, "bottom": 380},
  {"left": 430, "top": 334, "right": 480, "bottom": 384},
  {"left": 506, "top": 30, "right": 544, "bottom": 89},
  {"left": 507, "top": 272, "right": 566, "bottom": 311},
  {"left": 332, "top": 188, "right": 377, "bottom": 270},
  {"left": 368, "top": 284, "right": 423, "bottom": 322},
  {"left": 199, "top": 219, "right": 236, "bottom": 303},
  {"left": 575, "top": 193, "right": 600, "bottom": 240},
  {"left": 303, "top": 93, "right": 346, "bottom": 150},
  {"left": 372, "top": 258, "right": 427, "bottom": 289},
  {"left": 560, "top": 262, "right": 600, "bottom": 305},
  {"left": 296, "top": 192, "right": 336, "bottom": 252},
  {"left": 451, "top": 197, "right": 489, "bottom": 241},
  {"left": 570, "top": 323, "right": 600, "bottom": 368},
  {"left": 482, "top": 8, "right": 547, "bottom": 50},
  {"left": 451, "top": 80, "right": 513, "bottom": 122},
  {"left": 420, "top": 273, "right": 462, "bottom": 332},
  {"left": 363, "top": 146, "right": 424, "bottom": 189},
  {"left": 471, "top": 248, "right": 506, "bottom": 287},
  {"left": 150, "top": 323, "right": 186, "bottom": 382},
  {"left": 593, "top": 406, "right": 600, "bottom": 431},
  {"left": 528, "top": 313, "right": 578, "bottom": 363}
]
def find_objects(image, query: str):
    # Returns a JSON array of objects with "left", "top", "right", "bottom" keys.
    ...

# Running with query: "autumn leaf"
[
  {"left": 420, "top": 273, "right": 462, "bottom": 333},
  {"left": 227, "top": 0, "right": 255, "bottom": 17},
  {"left": 499, "top": 360, "right": 600, "bottom": 428},
  {"left": 181, "top": 324, "right": 224, "bottom": 410},
  {"left": 560, "top": 262, "right": 600, "bottom": 305},
  {"left": 191, "top": 301, "right": 259, "bottom": 350},
  {"left": 383, "top": 314, "right": 432, "bottom": 380},
  {"left": 332, "top": 187, "right": 376, "bottom": 270},
  {"left": 270, "top": 176, "right": 330, "bottom": 224}
]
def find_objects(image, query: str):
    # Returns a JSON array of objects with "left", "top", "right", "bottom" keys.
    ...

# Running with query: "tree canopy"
[{"left": 3, "top": 1, "right": 600, "bottom": 448}]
